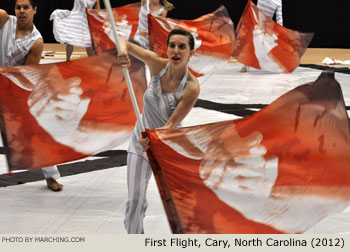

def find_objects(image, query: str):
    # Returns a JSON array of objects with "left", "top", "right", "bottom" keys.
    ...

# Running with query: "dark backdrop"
[{"left": 2, "top": 0, "right": 349, "bottom": 48}]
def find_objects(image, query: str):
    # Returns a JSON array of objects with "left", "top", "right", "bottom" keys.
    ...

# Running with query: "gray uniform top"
[
  {"left": 0, "top": 16, "right": 42, "bottom": 66},
  {"left": 128, "top": 63, "right": 189, "bottom": 158}
]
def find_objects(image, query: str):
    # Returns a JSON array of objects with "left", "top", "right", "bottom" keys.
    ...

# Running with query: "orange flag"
[
  {"left": 148, "top": 6, "right": 235, "bottom": 77},
  {"left": 145, "top": 71, "right": 350, "bottom": 233},
  {"left": 233, "top": 0, "right": 313, "bottom": 73},
  {"left": 0, "top": 49, "right": 146, "bottom": 171},
  {"left": 86, "top": 2, "right": 140, "bottom": 53}
]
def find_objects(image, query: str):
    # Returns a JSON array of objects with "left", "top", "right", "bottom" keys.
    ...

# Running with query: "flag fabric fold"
[
  {"left": 86, "top": 2, "right": 141, "bottom": 53},
  {"left": 0, "top": 49, "right": 146, "bottom": 171},
  {"left": 146, "top": 71, "right": 350, "bottom": 233},
  {"left": 148, "top": 5, "right": 235, "bottom": 77},
  {"left": 233, "top": 0, "right": 313, "bottom": 73}
]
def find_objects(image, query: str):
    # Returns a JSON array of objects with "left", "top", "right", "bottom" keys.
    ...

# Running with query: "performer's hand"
[
  {"left": 140, "top": 30, "right": 148, "bottom": 37},
  {"left": 11, "top": 60, "right": 131, "bottom": 155},
  {"left": 139, "top": 135, "right": 150, "bottom": 152},
  {"left": 116, "top": 51, "right": 131, "bottom": 68},
  {"left": 199, "top": 128, "right": 282, "bottom": 228},
  {"left": 155, "top": 122, "right": 350, "bottom": 233},
  {"left": 28, "top": 65, "right": 90, "bottom": 145},
  {"left": 200, "top": 129, "right": 278, "bottom": 195}
]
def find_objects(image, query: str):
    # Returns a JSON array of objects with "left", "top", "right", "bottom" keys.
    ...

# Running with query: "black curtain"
[
  {"left": 283, "top": 0, "right": 350, "bottom": 48},
  {"left": 2, "top": 0, "right": 349, "bottom": 48}
]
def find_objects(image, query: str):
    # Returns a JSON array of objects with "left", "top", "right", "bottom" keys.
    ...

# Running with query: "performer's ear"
[{"left": 188, "top": 50, "right": 194, "bottom": 61}]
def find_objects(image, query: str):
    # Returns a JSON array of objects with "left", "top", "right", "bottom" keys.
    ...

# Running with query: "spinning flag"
[
  {"left": 86, "top": 2, "right": 140, "bottom": 53},
  {"left": 148, "top": 6, "right": 235, "bottom": 77},
  {"left": 145, "top": 71, "right": 350, "bottom": 233},
  {"left": 233, "top": 0, "right": 313, "bottom": 73},
  {"left": 0, "top": 49, "right": 146, "bottom": 171}
]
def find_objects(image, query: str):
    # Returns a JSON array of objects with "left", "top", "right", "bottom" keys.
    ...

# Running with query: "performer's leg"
[
  {"left": 66, "top": 44, "right": 74, "bottom": 61},
  {"left": 42, "top": 166, "right": 63, "bottom": 191},
  {"left": 240, "top": 65, "right": 249, "bottom": 72},
  {"left": 86, "top": 47, "right": 95, "bottom": 57},
  {"left": 124, "top": 153, "right": 152, "bottom": 234}
]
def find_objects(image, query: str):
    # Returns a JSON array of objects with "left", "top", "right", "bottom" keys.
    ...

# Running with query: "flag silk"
[
  {"left": 148, "top": 6, "right": 235, "bottom": 77},
  {"left": 0, "top": 49, "right": 146, "bottom": 171},
  {"left": 86, "top": 2, "right": 140, "bottom": 53},
  {"left": 233, "top": 0, "right": 313, "bottom": 73},
  {"left": 146, "top": 71, "right": 350, "bottom": 234}
]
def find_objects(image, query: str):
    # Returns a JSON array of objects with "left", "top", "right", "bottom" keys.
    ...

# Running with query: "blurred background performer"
[
  {"left": 134, "top": 0, "right": 174, "bottom": 49},
  {"left": 50, "top": 0, "right": 100, "bottom": 61},
  {"left": 0, "top": 0, "right": 63, "bottom": 191},
  {"left": 240, "top": 0, "right": 283, "bottom": 72},
  {"left": 257, "top": 0, "right": 283, "bottom": 26}
]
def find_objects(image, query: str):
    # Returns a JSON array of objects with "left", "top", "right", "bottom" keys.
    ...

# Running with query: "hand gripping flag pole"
[{"left": 102, "top": 0, "right": 145, "bottom": 133}]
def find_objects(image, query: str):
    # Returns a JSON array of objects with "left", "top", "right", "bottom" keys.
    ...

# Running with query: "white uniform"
[
  {"left": 0, "top": 16, "right": 41, "bottom": 66},
  {"left": 124, "top": 64, "right": 188, "bottom": 233},
  {"left": 0, "top": 15, "right": 60, "bottom": 180},
  {"left": 50, "top": 0, "right": 96, "bottom": 47},
  {"left": 257, "top": 0, "right": 283, "bottom": 25}
]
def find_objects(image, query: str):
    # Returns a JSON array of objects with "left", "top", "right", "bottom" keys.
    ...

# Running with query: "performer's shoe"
[
  {"left": 46, "top": 178, "right": 63, "bottom": 191},
  {"left": 239, "top": 65, "right": 249, "bottom": 73}
]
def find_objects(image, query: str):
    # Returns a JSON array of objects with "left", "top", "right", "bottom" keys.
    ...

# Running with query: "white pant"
[
  {"left": 124, "top": 152, "right": 152, "bottom": 234},
  {"left": 41, "top": 165, "right": 60, "bottom": 180}
]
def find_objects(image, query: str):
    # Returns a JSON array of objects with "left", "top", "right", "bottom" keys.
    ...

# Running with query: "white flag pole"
[
  {"left": 84, "top": 0, "right": 87, "bottom": 8},
  {"left": 102, "top": 0, "right": 145, "bottom": 132},
  {"left": 146, "top": 0, "right": 150, "bottom": 14}
]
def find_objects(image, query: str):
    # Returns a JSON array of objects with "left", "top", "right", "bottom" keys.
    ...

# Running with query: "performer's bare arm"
[
  {"left": 0, "top": 9, "right": 10, "bottom": 29},
  {"left": 160, "top": 9, "right": 168, "bottom": 17},
  {"left": 118, "top": 38, "right": 168, "bottom": 76},
  {"left": 25, "top": 38, "right": 44, "bottom": 65},
  {"left": 94, "top": 0, "right": 101, "bottom": 9},
  {"left": 163, "top": 72, "right": 200, "bottom": 129}
]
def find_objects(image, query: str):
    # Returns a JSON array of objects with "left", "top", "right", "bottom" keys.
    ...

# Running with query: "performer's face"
[
  {"left": 15, "top": 0, "right": 37, "bottom": 26},
  {"left": 167, "top": 34, "right": 193, "bottom": 66}
]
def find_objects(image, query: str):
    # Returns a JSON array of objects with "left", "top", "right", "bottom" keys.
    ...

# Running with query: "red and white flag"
[
  {"left": 145, "top": 71, "right": 350, "bottom": 233},
  {"left": 86, "top": 2, "right": 140, "bottom": 53},
  {"left": 233, "top": 0, "right": 313, "bottom": 73},
  {"left": 0, "top": 49, "right": 146, "bottom": 171},
  {"left": 148, "top": 6, "right": 235, "bottom": 77}
]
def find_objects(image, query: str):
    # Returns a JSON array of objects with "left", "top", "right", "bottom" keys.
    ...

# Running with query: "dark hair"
[
  {"left": 167, "top": 29, "right": 195, "bottom": 51},
  {"left": 160, "top": 0, "right": 174, "bottom": 11},
  {"left": 14, "top": 0, "right": 37, "bottom": 8}
]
